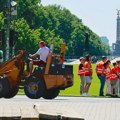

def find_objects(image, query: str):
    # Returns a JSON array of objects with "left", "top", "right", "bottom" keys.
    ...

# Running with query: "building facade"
[{"left": 100, "top": 36, "right": 109, "bottom": 45}]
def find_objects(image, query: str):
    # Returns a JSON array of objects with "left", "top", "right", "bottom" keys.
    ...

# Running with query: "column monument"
[{"left": 112, "top": 10, "right": 120, "bottom": 55}]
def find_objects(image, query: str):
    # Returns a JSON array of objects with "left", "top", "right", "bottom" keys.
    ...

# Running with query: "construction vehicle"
[
  {"left": 0, "top": 43, "right": 73, "bottom": 99},
  {"left": 0, "top": 50, "right": 25, "bottom": 98}
]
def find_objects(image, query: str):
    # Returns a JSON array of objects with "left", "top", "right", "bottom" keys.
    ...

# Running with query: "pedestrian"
[
  {"left": 96, "top": 56, "right": 107, "bottom": 96},
  {"left": 116, "top": 60, "right": 120, "bottom": 96},
  {"left": 83, "top": 55, "right": 93, "bottom": 96},
  {"left": 110, "top": 62, "right": 119, "bottom": 97},
  {"left": 104, "top": 59, "right": 111, "bottom": 96},
  {"left": 78, "top": 57, "right": 85, "bottom": 95}
]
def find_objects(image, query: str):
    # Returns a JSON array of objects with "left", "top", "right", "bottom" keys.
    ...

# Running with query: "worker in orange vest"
[
  {"left": 83, "top": 55, "right": 92, "bottom": 96},
  {"left": 116, "top": 61, "right": 120, "bottom": 96},
  {"left": 78, "top": 57, "right": 85, "bottom": 95},
  {"left": 104, "top": 59, "right": 111, "bottom": 96},
  {"left": 110, "top": 62, "right": 119, "bottom": 97},
  {"left": 96, "top": 56, "right": 107, "bottom": 96}
]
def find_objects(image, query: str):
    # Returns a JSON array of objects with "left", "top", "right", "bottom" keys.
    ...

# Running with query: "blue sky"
[{"left": 41, "top": 0, "right": 120, "bottom": 46}]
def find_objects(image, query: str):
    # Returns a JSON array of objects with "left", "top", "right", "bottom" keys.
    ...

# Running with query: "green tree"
[
  {"left": 14, "top": 18, "right": 36, "bottom": 54},
  {"left": 0, "top": 12, "right": 4, "bottom": 29},
  {"left": 0, "top": 0, "right": 7, "bottom": 12},
  {"left": 0, "top": 1, "right": 109, "bottom": 57}
]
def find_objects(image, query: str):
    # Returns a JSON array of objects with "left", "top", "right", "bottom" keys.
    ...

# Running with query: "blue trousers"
[{"left": 97, "top": 75, "right": 106, "bottom": 96}]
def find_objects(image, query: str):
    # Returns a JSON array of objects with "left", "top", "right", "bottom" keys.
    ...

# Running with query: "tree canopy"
[{"left": 0, "top": 0, "right": 110, "bottom": 58}]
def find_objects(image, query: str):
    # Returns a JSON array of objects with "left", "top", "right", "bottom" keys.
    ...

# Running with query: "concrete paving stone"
[
  {"left": 20, "top": 104, "right": 39, "bottom": 119},
  {"left": 34, "top": 104, "right": 84, "bottom": 120},
  {"left": 115, "top": 103, "right": 120, "bottom": 120},
  {"left": 0, "top": 105, "right": 21, "bottom": 118}
]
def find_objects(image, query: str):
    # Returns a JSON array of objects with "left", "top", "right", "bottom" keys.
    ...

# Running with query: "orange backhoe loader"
[
  {"left": 0, "top": 50, "right": 25, "bottom": 98},
  {"left": 0, "top": 43, "right": 73, "bottom": 99}
]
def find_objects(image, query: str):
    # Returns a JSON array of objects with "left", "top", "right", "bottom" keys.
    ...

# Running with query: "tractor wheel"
[
  {"left": 0, "top": 78, "right": 4, "bottom": 98},
  {"left": 2, "top": 78, "right": 10, "bottom": 97},
  {"left": 24, "top": 76, "right": 44, "bottom": 99},
  {"left": 4, "top": 87, "right": 19, "bottom": 98},
  {"left": 42, "top": 89, "right": 59, "bottom": 99}
]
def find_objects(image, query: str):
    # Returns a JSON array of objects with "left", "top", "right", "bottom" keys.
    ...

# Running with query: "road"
[{"left": 0, "top": 95, "right": 120, "bottom": 120}]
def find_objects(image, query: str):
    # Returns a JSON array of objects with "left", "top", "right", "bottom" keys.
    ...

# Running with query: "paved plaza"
[
  {"left": 34, "top": 96, "right": 120, "bottom": 120},
  {"left": 0, "top": 96, "right": 120, "bottom": 120}
]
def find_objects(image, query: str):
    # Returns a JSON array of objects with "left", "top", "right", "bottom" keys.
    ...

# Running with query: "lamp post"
[
  {"left": 5, "top": 0, "right": 11, "bottom": 61},
  {"left": 5, "top": 0, "right": 17, "bottom": 61},
  {"left": 11, "top": 1, "right": 17, "bottom": 20},
  {"left": 84, "top": 32, "right": 90, "bottom": 55},
  {"left": 10, "top": 0, "right": 17, "bottom": 56}
]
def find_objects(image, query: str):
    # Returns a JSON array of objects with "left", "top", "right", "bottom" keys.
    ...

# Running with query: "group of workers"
[{"left": 78, "top": 55, "right": 120, "bottom": 97}]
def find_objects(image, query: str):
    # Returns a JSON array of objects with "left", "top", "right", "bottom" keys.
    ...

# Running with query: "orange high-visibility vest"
[
  {"left": 78, "top": 69, "right": 85, "bottom": 76},
  {"left": 104, "top": 66, "right": 111, "bottom": 80},
  {"left": 84, "top": 61, "right": 92, "bottom": 76},
  {"left": 96, "top": 61, "right": 104, "bottom": 75},
  {"left": 110, "top": 67, "right": 118, "bottom": 81},
  {"left": 78, "top": 64, "right": 85, "bottom": 76},
  {"left": 117, "top": 67, "right": 120, "bottom": 77}
]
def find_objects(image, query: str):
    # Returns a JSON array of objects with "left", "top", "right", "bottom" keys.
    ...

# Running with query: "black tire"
[
  {"left": 42, "top": 89, "right": 59, "bottom": 99},
  {"left": 2, "top": 78, "right": 10, "bottom": 97},
  {"left": 24, "top": 76, "right": 44, "bottom": 99},
  {"left": 4, "top": 87, "right": 19, "bottom": 98},
  {"left": 0, "top": 78, "right": 4, "bottom": 98}
]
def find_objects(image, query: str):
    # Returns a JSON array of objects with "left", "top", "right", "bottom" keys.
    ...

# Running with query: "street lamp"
[
  {"left": 83, "top": 32, "right": 90, "bottom": 55},
  {"left": 11, "top": 1, "right": 17, "bottom": 19},
  {"left": 5, "top": 0, "right": 17, "bottom": 60},
  {"left": 11, "top": 1, "right": 17, "bottom": 7},
  {"left": 10, "top": 0, "right": 17, "bottom": 56},
  {"left": 4, "top": 0, "right": 10, "bottom": 61}
]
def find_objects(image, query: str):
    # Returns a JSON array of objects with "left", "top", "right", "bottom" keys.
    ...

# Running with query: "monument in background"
[{"left": 112, "top": 10, "right": 120, "bottom": 55}]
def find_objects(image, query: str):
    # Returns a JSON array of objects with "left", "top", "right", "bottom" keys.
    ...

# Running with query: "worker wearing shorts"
[
  {"left": 28, "top": 41, "right": 49, "bottom": 75},
  {"left": 78, "top": 57, "right": 85, "bottom": 95},
  {"left": 85, "top": 76, "right": 92, "bottom": 84},
  {"left": 83, "top": 55, "right": 92, "bottom": 96}
]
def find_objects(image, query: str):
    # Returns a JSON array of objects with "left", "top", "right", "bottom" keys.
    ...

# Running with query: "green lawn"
[{"left": 60, "top": 64, "right": 106, "bottom": 96}]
